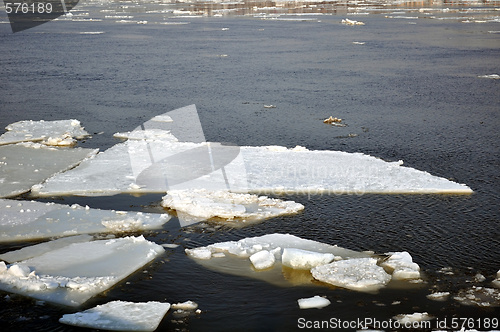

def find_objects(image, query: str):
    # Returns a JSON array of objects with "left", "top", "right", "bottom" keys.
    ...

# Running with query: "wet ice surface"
[
  {"left": 0, "top": 1, "right": 499, "bottom": 330},
  {"left": 0, "top": 236, "right": 164, "bottom": 306},
  {"left": 0, "top": 199, "right": 170, "bottom": 242},
  {"left": 59, "top": 300, "right": 171, "bottom": 331},
  {"left": 0, "top": 143, "right": 98, "bottom": 198}
]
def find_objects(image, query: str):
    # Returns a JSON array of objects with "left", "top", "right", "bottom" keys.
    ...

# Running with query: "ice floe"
[
  {"left": 29, "top": 105, "right": 471, "bottom": 198},
  {"left": 0, "top": 236, "right": 164, "bottom": 306},
  {"left": 59, "top": 300, "right": 171, "bottom": 331},
  {"left": 161, "top": 189, "right": 304, "bottom": 223},
  {"left": 186, "top": 233, "right": 421, "bottom": 291},
  {"left": 297, "top": 295, "right": 331, "bottom": 309},
  {"left": 0, "top": 199, "right": 170, "bottom": 243},
  {"left": 478, "top": 74, "right": 500, "bottom": 79},
  {"left": 0, "top": 119, "right": 89, "bottom": 146},
  {"left": 342, "top": 18, "right": 365, "bottom": 25},
  {"left": 0, "top": 143, "right": 98, "bottom": 198}
]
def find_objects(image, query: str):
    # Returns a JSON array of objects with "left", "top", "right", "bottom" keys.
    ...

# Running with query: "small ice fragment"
[
  {"left": 381, "top": 251, "right": 421, "bottom": 280},
  {"left": 171, "top": 300, "right": 198, "bottom": 310},
  {"left": 59, "top": 301, "right": 170, "bottom": 331},
  {"left": 478, "top": 74, "right": 500, "bottom": 79},
  {"left": 281, "top": 248, "right": 334, "bottom": 270},
  {"left": 249, "top": 250, "right": 275, "bottom": 270},
  {"left": 161, "top": 243, "right": 179, "bottom": 249},
  {"left": 342, "top": 18, "right": 365, "bottom": 25},
  {"left": 426, "top": 291, "right": 450, "bottom": 301},
  {"left": 393, "top": 312, "right": 432, "bottom": 324},
  {"left": 297, "top": 295, "right": 331, "bottom": 309}
]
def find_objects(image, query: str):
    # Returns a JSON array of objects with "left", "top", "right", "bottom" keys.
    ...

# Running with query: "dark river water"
[{"left": 0, "top": 1, "right": 499, "bottom": 331}]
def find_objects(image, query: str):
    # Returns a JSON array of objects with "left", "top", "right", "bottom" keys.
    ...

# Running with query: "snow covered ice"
[
  {"left": 186, "top": 233, "right": 421, "bottom": 290},
  {"left": 0, "top": 198, "right": 170, "bottom": 242},
  {"left": 59, "top": 300, "right": 171, "bottom": 331},
  {"left": 0, "top": 119, "right": 89, "bottom": 146},
  {"left": 0, "top": 143, "right": 97, "bottom": 198},
  {"left": 0, "top": 236, "right": 164, "bottom": 306},
  {"left": 33, "top": 105, "right": 472, "bottom": 198}
]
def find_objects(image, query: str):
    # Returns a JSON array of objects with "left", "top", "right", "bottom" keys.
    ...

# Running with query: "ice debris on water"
[
  {"left": 297, "top": 295, "right": 331, "bottom": 309},
  {"left": 493, "top": 270, "right": 500, "bottom": 288},
  {"left": 477, "top": 74, "right": 500, "bottom": 79},
  {"left": 0, "top": 236, "right": 164, "bottom": 306},
  {"left": 426, "top": 291, "right": 450, "bottom": 301},
  {"left": 380, "top": 251, "right": 421, "bottom": 280},
  {"left": 453, "top": 286, "right": 500, "bottom": 307},
  {"left": 0, "top": 143, "right": 98, "bottom": 198},
  {"left": 59, "top": 300, "right": 171, "bottom": 331},
  {"left": 342, "top": 18, "right": 365, "bottom": 25},
  {"left": 0, "top": 119, "right": 89, "bottom": 146},
  {"left": 161, "top": 189, "right": 304, "bottom": 221},
  {"left": 0, "top": 198, "right": 170, "bottom": 243},
  {"left": 186, "top": 233, "right": 422, "bottom": 291},
  {"left": 393, "top": 312, "right": 433, "bottom": 324}
]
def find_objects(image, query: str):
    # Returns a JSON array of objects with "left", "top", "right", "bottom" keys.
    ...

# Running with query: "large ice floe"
[
  {"left": 0, "top": 198, "right": 170, "bottom": 243},
  {"left": 31, "top": 104, "right": 472, "bottom": 198},
  {"left": 185, "top": 233, "right": 422, "bottom": 291},
  {"left": 0, "top": 236, "right": 164, "bottom": 306},
  {"left": 0, "top": 143, "right": 97, "bottom": 198},
  {"left": 59, "top": 300, "right": 171, "bottom": 331},
  {"left": 0, "top": 119, "right": 89, "bottom": 146}
]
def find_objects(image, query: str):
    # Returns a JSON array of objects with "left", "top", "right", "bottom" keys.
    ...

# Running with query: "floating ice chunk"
[
  {"left": 426, "top": 291, "right": 450, "bottom": 301},
  {"left": 478, "top": 74, "right": 500, "bottom": 79},
  {"left": 393, "top": 312, "right": 432, "bottom": 324},
  {"left": 161, "top": 189, "right": 304, "bottom": 221},
  {"left": 0, "top": 143, "right": 98, "bottom": 198},
  {"left": 342, "top": 18, "right": 365, "bottom": 25},
  {"left": 380, "top": 252, "right": 421, "bottom": 280},
  {"left": 311, "top": 258, "right": 392, "bottom": 292},
  {"left": 250, "top": 250, "right": 276, "bottom": 270},
  {"left": 0, "top": 119, "right": 89, "bottom": 146},
  {"left": 0, "top": 199, "right": 170, "bottom": 243},
  {"left": 297, "top": 295, "right": 331, "bottom": 309},
  {"left": 59, "top": 300, "right": 170, "bottom": 331},
  {"left": 0, "top": 235, "right": 93, "bottom": 262},
  {"left": 282, "top": 248, "right": 335, "bottom": 270},
  {"left": 171, "top": 300, "right": 198, "bottom": 310},
  {"left": 0, "top": 236, "right": 164, "bottom": 306}
]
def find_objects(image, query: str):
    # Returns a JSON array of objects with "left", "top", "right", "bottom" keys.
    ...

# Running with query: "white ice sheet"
[
  {"left": 0, "top": 143, "right": 98, "bottom": 198},
  {"left": 60, "top": 300, "right": 171, "bottom": 331},
  {"left": 0, "top": 236, "right": 164, "bottom": 306},
  {"left": 0, "top": 198, "right": 170, "bottom": 243}
]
